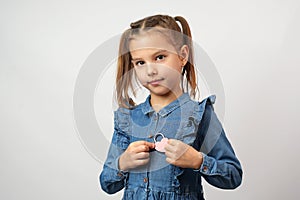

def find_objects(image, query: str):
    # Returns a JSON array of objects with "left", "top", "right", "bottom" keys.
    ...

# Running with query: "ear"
[{"left": 179, "top": 45, "right": 189, "bottom": 66}]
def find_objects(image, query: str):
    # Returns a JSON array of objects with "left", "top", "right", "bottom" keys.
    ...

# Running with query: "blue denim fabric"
[{"left": 100, "top": 93, "right": 243, "bottom": 199}]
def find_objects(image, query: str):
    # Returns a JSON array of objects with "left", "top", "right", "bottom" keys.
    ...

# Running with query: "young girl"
[{"left": 100, "top": 14, "right": 242, "bottom": 200}]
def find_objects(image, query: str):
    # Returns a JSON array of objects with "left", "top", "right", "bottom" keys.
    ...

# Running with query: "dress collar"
[{"left": 141, "top": 93, "right": 191, "bottom": 117}]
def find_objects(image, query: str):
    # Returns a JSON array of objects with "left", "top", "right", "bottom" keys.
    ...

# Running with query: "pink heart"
[{"left": 155, "top": 138, "right": 168, "bottom": 152}]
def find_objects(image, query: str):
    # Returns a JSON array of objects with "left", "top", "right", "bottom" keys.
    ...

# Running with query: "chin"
[
  {"left": 144, "top": 84, "right": 179, "bottom": 97},
  {"left": 150, "top": 89, "right": 175, "bottom": 97}
]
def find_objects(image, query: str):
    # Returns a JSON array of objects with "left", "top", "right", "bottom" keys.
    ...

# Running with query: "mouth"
[{"left": 147, "top": 78, "right": 164, "bottom": 86}]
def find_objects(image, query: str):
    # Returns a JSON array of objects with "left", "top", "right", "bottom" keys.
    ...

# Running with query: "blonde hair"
[{"left": 116, "top": 14, "right": 198, "bottom": 108}]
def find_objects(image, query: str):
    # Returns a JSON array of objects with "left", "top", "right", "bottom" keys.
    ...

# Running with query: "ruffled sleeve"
[
  {"left": 99, "top": 108, "right": 131, "bottom": 194},
  {"left": 194, "top": 95, "right": 243, "bottom": 189}
]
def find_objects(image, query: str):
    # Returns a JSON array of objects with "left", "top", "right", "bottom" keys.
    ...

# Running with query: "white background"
[{"left": 1, "top": 0, "right": 300, "bottom": 199}]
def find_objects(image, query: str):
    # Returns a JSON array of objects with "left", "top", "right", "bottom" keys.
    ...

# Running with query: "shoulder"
[
  {"left": 199, "top": 94, "right": 216, "bottom": 106},
  {"left": 113, "top": 102, "right": 145, "bottom": 124},
  {"left": 197, "top": 94, "right": 216, "bottom": 112},
  {"left": 114, "top": 107, "right": 130, "bottom": 118},
  {"left": 114, "top": 102, "right": 148, "bottom": 132},
  {"left": 113, "top": 107, "right": 131, "bottom": 131},
  {"left": 185, "top": 94, "right": 216, "bottom": 124}
]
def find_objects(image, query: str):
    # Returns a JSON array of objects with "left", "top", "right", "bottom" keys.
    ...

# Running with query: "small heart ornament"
[{"left": 154, "top": 133, "right": 168, "bottom": 152}]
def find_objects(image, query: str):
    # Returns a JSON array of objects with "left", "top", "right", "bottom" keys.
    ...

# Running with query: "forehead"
[{"left": 129, "top": 31, "right": 178, "bottom": 55}]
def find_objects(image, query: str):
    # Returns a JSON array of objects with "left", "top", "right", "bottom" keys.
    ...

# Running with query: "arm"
[
  {"left": 165, "top": 103, "right": 243, "bottom": 189},
  {"left": 195, "top": 104, "right": 243, "bottom": 189},
  {"left": 99, "top": 110, "right": 155, "bottom": 194},
  {"left": 99, "top": 111, "right": 129, "bottom": 194}
]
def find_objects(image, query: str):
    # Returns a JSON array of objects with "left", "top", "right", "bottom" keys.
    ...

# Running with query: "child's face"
[{"left": 129, "top": 31, "right": 188, "bottom": 98}]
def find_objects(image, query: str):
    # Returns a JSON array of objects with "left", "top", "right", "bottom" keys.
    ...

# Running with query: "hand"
[
  {"left": 119, "top": 141, "right": 155, "bottom": 171},
  {"left": 165, "top": 139, "right": 203, "bottom": 169}
]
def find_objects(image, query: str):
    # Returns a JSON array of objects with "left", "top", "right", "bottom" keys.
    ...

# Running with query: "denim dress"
[{"left": 100, "top": 93, "right": 243, "bottom": 200}]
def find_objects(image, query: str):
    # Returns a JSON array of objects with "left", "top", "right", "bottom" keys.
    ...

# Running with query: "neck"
[{"left": 150, "top": 90, "right": 183, "bottom": 112}]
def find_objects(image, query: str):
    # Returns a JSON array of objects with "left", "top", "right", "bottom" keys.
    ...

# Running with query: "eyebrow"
[{"left": 131, "top": 50, "right": 168, "bottom": 61}]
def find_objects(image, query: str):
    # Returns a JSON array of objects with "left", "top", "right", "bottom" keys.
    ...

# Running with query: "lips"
[{"left": 147, "top": 78, "right": 164, "bottom": 86}]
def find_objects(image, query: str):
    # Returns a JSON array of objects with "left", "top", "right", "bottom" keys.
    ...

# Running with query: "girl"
[{"left": 100, "top": 14, "right": 242, "bottom": 200}]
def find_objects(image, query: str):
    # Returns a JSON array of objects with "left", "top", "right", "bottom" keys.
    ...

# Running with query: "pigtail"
[
  {"left": 174, "top": 16, "right": 192, "bottom": 41},
  {"left": 116, "top": 29, "right": 136, "bottom": 108},
  {"left": 174, "top": 16, "right": 198, "bottom": 98},
  {"left": 115, "top": 14, "right": 199, "bottom": 107}
]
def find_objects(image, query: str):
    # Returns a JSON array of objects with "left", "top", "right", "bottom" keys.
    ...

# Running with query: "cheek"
[
  {"left": 165, "top": 64, "right": 182, "bottom": 78},
  {"left": 163, "top": 58, "right": 182, "bottom": 74},
  {"left": 134, "top": 68, "right": 147, "bottom": 84},
  {"left": 167, "top": 71, "right": 182, "bottom": 84},
  {"left": 172, "top": 61, "right": 183, "bottom": 73}
]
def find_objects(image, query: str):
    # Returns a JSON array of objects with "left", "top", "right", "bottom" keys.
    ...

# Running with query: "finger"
[
  {"left": 167, "top": 139, "right": 179, "bottom": 146},
  {"left": 166, "top": 157, "right": 176, "bottom": 165},
  {"left": 131, "top": 140, "right": 148, "bottom": 146},
  {"left": 164, "top": 143, "right": 174, "bottom": 152},
  {"left": 133, "top": 158, "right": 150, "bottom": 166},
  {"left": 134, "top": 144, "right": 154, "bottom": 153},
  {"left": 132, "top": 141, "right": 155, "bottom": 149},
  {"left": 165, "top": 149, "right": 180, "bottom": 160},
  {"left": 134, "top": 152, "right": 150, "bottom": 160},
  {"left": 164, "top": 150, "right": 174, "bottom": 159},
  {"left": 144, "top": 141, "right": 155, "bottom": 149}
]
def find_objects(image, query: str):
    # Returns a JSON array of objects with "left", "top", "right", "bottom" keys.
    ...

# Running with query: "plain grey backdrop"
[{"left": 1, "top": 0, "right": 299, "bottom": 199}]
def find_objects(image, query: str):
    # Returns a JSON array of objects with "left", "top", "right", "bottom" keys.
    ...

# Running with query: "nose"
[{"left": 146, "top": 63, "right": 158, "bottom": 76}]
